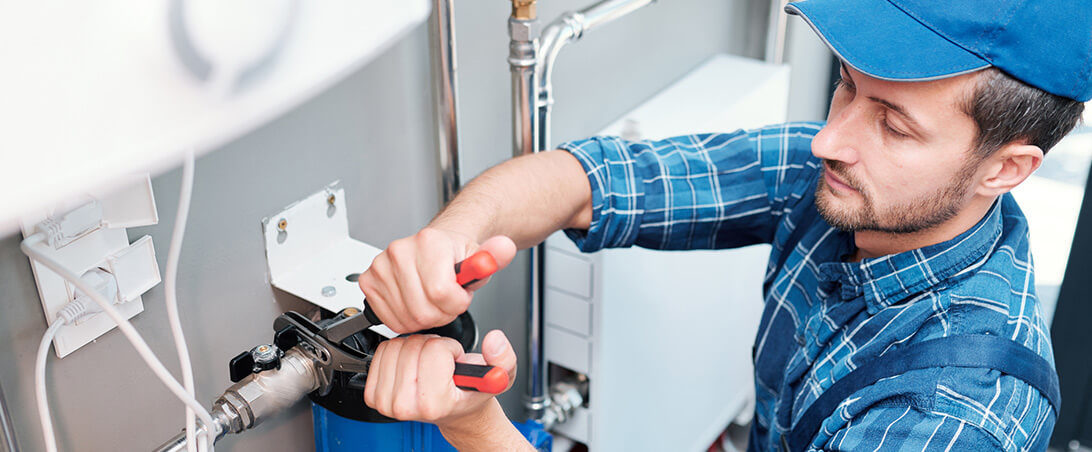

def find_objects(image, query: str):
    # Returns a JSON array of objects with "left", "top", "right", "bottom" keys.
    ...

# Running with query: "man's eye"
[
  {"left": 882, "top": 114, "right": 910, "bottom": 139},
  {"left": 835, "top": 78, "right": 855, "bottom": 93}
]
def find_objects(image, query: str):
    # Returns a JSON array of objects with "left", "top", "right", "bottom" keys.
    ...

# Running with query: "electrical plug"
[
  {"left": 56, "top": 268, "right": 119, "bottom": 325},
  {"left": 35, "top": 201, "right": 104, "bottom": 249}
]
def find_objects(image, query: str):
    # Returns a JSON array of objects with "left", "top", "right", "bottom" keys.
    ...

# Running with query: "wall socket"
[{"left": 22, "top": 174, "right": 161, "bottom": 357}]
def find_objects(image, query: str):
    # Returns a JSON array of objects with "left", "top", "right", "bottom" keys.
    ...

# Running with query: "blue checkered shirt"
[{"left": 559, "top": 122, "right": 1057, "bottom": 451}]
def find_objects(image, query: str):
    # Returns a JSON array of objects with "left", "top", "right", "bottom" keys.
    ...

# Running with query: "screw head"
[
  {"left": 277, "top": 218, "right": 288, "bottom": 231},
  {"left": 342, "top": 307, "right": 360, "bottom": 316},
  {"left": 327, "top": 193, "right": 336, "bottom": 205},
  {"left": 321, "top": 286, "right": 337, "bottom": 297}
]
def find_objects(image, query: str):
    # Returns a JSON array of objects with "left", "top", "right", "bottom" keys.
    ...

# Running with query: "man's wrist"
[
  {"left": 428, "top": 200, "right": 496, "bottom": 244},
  {"left": 436, "top": 399, "right": 503, "bottom": 436},
  {"left": 437, "top": 400, "right": 532, "bottom": 451},
  {"left": 426, "top": 221, "right": 487, "bottom": 245}
]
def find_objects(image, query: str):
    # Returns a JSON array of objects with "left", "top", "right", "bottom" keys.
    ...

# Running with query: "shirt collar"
[{"left": 817, "top": 200, "right": 1004, "bottom": 314}]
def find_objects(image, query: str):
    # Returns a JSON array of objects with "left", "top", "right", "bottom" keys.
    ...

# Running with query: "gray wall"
[{"left": 0, "top": 1, "right": 829, "bottom": 450}]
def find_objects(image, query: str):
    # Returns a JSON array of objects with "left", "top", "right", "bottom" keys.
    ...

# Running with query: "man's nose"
[{"left": 811, "top": 104, "right": 864, "bottom": 164}]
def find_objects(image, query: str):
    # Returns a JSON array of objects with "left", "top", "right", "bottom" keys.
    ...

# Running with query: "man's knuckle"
[
  {"left": 421, "top": 337, "right": 448, "bottom": 354},
  {"left": 396, "top": 238, "right": 422, "bottom": 259},
  {"left": 445, "top": 295, "right": 471, "bottom": 315},
  {"left": 410, "top": 310, "right": 430, "bottom": 327},
  {"left": 421, "top": 281, "right": 456, "bottom": 303},
  {"left": 418, "top": 401, "right": 446, "bottom": 421},
  {"left": 417, "top": 228, "right": 441, "bottom": 242},
  {"left": 407, "top": 334, "right": 430, "bottom": 348},
  {"left": 422, "top": 280, "right": 448, "bottom": 300},
  {"left": 391, "top": 399, "right": 417, "bottom": 420}
]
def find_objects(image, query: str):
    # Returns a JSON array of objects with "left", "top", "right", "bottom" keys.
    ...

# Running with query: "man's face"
[{"left": 811, "top": 65, "right": 984, "bottom": 234}]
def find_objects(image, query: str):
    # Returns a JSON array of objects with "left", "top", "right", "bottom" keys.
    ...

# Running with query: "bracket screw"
[
  {"left": 327, "top": 193, "right": 336, "bottom": 205},
  {"left": 277, "top": 218, "right": 288, "bottom": 231}
]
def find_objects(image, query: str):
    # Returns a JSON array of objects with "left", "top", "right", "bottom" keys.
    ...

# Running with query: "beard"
[{"left": 814, "top": 159, "right": 978, "bottom": 234}]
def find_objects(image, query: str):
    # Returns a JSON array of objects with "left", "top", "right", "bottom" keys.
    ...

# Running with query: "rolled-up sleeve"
[{"left": 559, "top": 122, "right": 823, "bottom": 252}]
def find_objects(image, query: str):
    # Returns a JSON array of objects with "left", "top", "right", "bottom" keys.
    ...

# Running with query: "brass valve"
[{"left": 512, "top": 0, "right": 536, "bottom": 20}]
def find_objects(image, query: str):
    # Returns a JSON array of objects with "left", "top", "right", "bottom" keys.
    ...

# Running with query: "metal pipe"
[
  {"left": 509, "top": 16, "right": 539, "bottom": 160},
  {"left": 509, "top": 0, "right": 655, "bottom": 426},
  {"left": 0, "top": 381, "right": 18, "bottom": 452},
  {"left": 431, "top": 0, "right": 463, "bottom": 202},
  {"left": 579, "top": 0, "right": 656, "bottom": 34},
  {"left": 765, "top": 0, "right": 790, "bottom": 64},
  {"left": 153, "top": 348, "right": 320, "bottom": 451},
  {"left": 507, "top": 0, "right": 547, "bottom": 421},
  {"left": 536, "top": 0, "right": 656, "bottom": 152},
  {"left": 152, "top": 410, "right": 231, "bottom": 452},
  {"left": 534, "top": 13, "right": 580, "bottom": 153},
  {"left": 539, "top": 379, "right": 587, "bottom": 429}
]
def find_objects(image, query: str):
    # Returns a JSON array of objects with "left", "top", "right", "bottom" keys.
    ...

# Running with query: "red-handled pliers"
[{"left": 359, "top": 250, "right": 507, "bottom": 394}]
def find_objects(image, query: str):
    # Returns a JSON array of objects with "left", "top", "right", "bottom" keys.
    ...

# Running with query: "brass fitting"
[{"left": 512, "top": 0, "right": 536, "bottom": 20}]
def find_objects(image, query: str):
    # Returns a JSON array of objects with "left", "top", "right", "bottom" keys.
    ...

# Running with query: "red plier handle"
[
  {"left": 454, "top": 362, "right": 510, "bottom": 394},
  {"left": 451, "top": 250, "right": 508, "bottom": 393},
  {"left": 362, "top": 250, "right": 508, "bottom": 393},
  {"left": 454, "top": 250, "right": 499, "bottom": 287}
]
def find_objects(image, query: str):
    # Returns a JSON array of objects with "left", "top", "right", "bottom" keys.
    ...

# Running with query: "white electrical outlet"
[{"left": 22, "top": 175, "right": 162, "bottom": 357}]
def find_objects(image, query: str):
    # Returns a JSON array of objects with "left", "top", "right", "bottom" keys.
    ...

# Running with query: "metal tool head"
[{"left": 250, "top": 308, "right": 480, "bottom": 422}]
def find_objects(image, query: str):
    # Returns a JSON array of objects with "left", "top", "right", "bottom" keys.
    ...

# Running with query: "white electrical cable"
[
  {"left": 165, "top": 150, "right": 200, "bottom": 452},
  {"left": 36, "top": 272, "right": 113, "bottom": 452},
  {"left": 35, "top": 320, "right": 65, "bottom": 452},
  {"left": 20, "top": 234, "right": 219, "bottom": 451}
]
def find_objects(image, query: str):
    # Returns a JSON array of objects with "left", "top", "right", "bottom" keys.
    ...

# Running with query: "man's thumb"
[
  {"left": 481, "top": 329, "right": 517, "bottom": 387},
  {"left": 477, "top": 236, "right": 517, "bottom": 272}
]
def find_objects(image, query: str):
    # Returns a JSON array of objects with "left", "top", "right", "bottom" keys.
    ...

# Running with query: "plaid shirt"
[{"left": 559, "top": 122, "right": 1057, "bottom": 451}]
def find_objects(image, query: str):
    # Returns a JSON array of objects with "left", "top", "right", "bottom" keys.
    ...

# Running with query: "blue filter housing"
[{"left": 312, "top": 403, "right": 553, "bottom": 451}]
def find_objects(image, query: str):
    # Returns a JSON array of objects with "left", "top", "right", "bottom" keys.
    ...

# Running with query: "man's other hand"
[
  {"left": 358, "top": 228, "right": 516, "bottom": 334},
  {"left": 363, "top": 330, "right": 517, "bottom": 428}
]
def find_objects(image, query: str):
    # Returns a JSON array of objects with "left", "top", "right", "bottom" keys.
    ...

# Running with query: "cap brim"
[{"left": 786, "top": 0, "right": 990, "bottom": 81}]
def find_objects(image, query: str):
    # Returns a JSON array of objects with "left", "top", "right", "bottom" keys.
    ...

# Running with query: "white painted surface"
[
  {"left": 545, "top": 289, "right": 593, "bottom": 337},
  {"left": 261, "top": 183, "right": 382, "bottom": 316}
]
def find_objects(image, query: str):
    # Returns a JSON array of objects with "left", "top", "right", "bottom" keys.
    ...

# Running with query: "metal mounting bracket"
[{"left": 261, "top": 182, "right": 387, "bottom": 324}]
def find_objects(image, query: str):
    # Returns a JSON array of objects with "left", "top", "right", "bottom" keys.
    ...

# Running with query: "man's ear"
[{"left": 976, "top": 143, "right": 1044, "bottom": 196}]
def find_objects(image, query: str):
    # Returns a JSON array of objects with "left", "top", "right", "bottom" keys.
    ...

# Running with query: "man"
[{"left": 360, "top": 0, "right": 1089, "bottom": 450}]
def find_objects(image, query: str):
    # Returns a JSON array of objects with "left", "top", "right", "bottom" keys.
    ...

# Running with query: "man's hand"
[
  {"left": 358, "top": 228, "right": 516, "bottom": 334},
  {"left": 363, "top": 330, "right": 517, "bottom": 428}
]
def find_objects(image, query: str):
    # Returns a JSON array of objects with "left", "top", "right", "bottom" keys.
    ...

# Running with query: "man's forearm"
[
  {"left": 430, "top": 150, "right": 592, "bottom": 249},
  {"left": 437, "top": 400, "right": 536, "bottom": 452}
]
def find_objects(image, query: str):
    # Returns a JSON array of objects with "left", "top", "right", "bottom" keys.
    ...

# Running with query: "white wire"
[
  {"left": 35, "top": 320, "right": 65, "bottom": 452},
  {"left": 20, "top": 234, "right": 219, "bottom": 450},
  {"left": 166, "top": 150, "right": 200, "bottom": 452}
]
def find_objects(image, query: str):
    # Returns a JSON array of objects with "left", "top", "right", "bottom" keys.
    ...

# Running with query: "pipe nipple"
[{"left": 511, "top": 0, "right": 536, "bottom": 20}]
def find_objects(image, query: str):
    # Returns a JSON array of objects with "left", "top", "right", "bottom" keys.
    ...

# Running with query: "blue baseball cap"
[{"left": 786, "top": 0, "right": 1092, "bottom": 102}]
